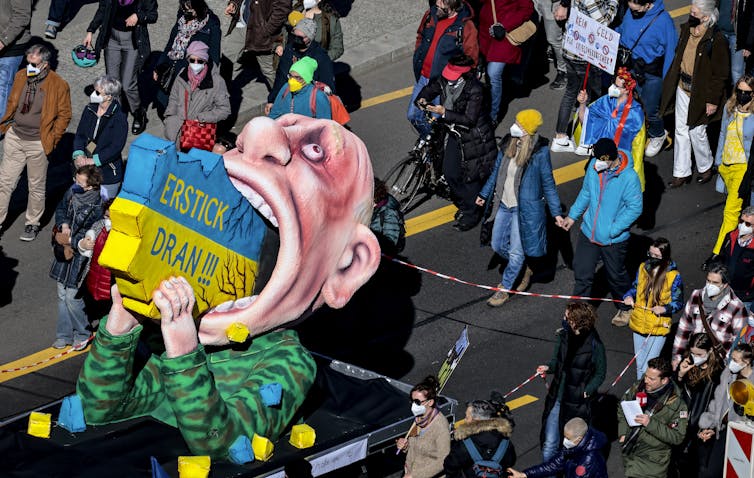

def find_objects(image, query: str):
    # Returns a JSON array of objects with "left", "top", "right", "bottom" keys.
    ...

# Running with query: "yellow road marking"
[
  {"left": 361, "top": 86, "right": 414, "bottom": 109},
  {"left": 0, "top": 346, "right": 90, "bottom": 384},
  {"left": 669, "top": 5, "right": 690, "bottom": 17}
]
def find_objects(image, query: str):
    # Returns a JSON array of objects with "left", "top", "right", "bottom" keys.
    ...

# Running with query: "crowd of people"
[{"left": 2, "top": 0, "right": 754, "bottom": 475}]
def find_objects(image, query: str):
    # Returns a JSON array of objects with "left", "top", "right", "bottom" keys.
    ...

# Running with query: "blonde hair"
[
  {"left": 504, "top": 134, "right": 538, "bottom": 167},
  {"left": 726, "top": 74, "right": 754, "bottom": 115}
]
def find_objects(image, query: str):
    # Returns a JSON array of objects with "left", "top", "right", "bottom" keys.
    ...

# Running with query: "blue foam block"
[
  {"left": 58, "top": 394, "right": 86, "bottom": 433},
  {"left": 229, "top": 435, "right": 255, "bottom": 464},
  {"left": 259, "top": 382, "right": 282, "bottom": 407}
]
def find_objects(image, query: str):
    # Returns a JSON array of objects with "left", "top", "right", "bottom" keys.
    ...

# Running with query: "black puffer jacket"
[
  {"left": 416, "top": 75, "right": 498, "bottom": 184},
  {"left": 87, "top": 0, "right": 158, "bottom": 72},
  {"left": 444, "top": 417, "right": 516, "bottom": 477}
]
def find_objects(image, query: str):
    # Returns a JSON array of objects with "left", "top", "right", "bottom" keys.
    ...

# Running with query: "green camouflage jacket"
[{"left": 77, "top": 318, "right": 316, "bottom": 459}]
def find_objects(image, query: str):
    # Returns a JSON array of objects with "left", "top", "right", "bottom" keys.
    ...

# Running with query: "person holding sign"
[
  {"left": 660, "top": 0, "right": 730, "bottom": 188},
  {"left": 616, "top": 0, "right": 677, "bottom": 158}
]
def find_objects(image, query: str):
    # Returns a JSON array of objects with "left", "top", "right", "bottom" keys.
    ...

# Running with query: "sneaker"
[
  {"left": 574, "top": 144, "right": 591, "bottom": 156},
  {"left": 517, "top": 266, "right": 533, "bottom": 292},
  {"left": 611, "top": 309, "right": 631, "bottom": 327},
  {"left": 19, "top": 224, "right": 40, "bottom": 241},
  {"left": 487, "top": 287, "right": 510, "bottom": 307},
  {"left": 44, "top": 24, "right": 57, "bottom": 39},
  {"left": 550, "top": 137, "right": 575, "bottom": 153},
  {"left": 645, "top": 130, "right": 668, "bottom": 157},
  {"left": 72, "top": 339, "right": 90, "bottom": 351},
  {"left": 52, "top": 338, "right": 69, "bottom": 349},
  {"left": 549, "top": 71, "right": 567, "bottom": 90}
]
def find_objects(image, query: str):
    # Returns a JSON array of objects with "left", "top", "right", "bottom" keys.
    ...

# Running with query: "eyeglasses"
[
  {"left": 410, "top": 398, "right": 429, "bottom": 406},
  {"left": 740, "top": 219, "right": 754, "bottom": 227},
  {"left": 188, "top": 58, "right": 206, "bottom": 64}
]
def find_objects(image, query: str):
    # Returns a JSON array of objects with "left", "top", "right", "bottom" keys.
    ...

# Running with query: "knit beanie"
[
  {"left": 295, "top": 18, "right": 318, "bottom": 41},
  {"left": 290, "top": 57, "right": 318, "bottom": 84},
  {"left": 515, "top": 109, "right": 543, "bottom": 135},
  {"left": 186, "top": 41, "right": 209, "bottom": 61},
  {"left": 288, "top": 10, "right": 305, "bottom": 27}
]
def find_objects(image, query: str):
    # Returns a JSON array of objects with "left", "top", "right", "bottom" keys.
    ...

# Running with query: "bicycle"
[{"left": 384, "top": 110, "right": 466, "bottom": 213}]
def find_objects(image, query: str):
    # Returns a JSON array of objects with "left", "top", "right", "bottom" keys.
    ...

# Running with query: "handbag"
[
  {"left": 179, "top": 90, "right": 216, "bottom": 152},
  {"left": 489, "top": 0, "right": 536, "bottom": 45},
  {"left": 617, "top": 12, "right": 663, "bottom": 68},
  {"left": 155, "top": 61, "right": 176, "bottom": 93}
]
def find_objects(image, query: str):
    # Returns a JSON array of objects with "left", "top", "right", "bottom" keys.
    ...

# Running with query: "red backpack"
[
  {"left": 86, "top": 227, "right": 112, "bottom": 301},
  {"left": 283, "top": 81, "right": 350, "bottom": 125}
]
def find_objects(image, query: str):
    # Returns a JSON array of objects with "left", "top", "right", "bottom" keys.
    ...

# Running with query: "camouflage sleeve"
[
  {"left": 160, "top": 332, "right": 317, "bottom": 459},
  {"left": 76, "top": 318, "right": 167, "bottom": 424}
]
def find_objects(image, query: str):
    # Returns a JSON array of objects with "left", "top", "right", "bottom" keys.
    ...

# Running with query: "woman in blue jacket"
[
  {"left": 72, "top": 74, "right": 128, "bottom": 200},
  {"left": 477, "top": 109, "right": 563, "bottom": 307}
]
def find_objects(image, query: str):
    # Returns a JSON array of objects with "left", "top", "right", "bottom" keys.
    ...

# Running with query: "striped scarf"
[{"left": 21, "top": 69, "right": 48, "bottom": 114}]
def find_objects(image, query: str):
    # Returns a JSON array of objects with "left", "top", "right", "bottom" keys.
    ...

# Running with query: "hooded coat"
[
  {"left": 443, "top": 417, "right": 516, "bottom": 477},
  {"left": 523, "top": 427, "right": 608, "bottom": 478},
  {"left": 615, "top": 0, "right": 677, "bottom": 76}
]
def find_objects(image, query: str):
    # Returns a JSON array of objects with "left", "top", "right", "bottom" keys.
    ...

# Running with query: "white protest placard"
[
  {"left": 311, "top": 438, "right": 368, "bottom": 476},
  {"left": 563, "top": 8, "right": 621, "bottom": 75}
]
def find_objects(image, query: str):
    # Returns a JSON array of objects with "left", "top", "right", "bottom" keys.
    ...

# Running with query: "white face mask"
[
  {"left": 594, "top": 160, "right": 609, "bottom": 172},
  {"left": 90, "top": 91, "right": 104, "bottom": 104},
  {"left": 303, "top": 0, "right": 318, "bottom": 8},
  {"left": 739, "top": 222, "right": 754, "bottom": 236},
  {"left": 26, "top": 64, "right": 42, "bottom": 77},
  {"left": 563, "top": 437, "right": 579, "bottom": 449},
  {"left": 510, "top": 123, "right": 525, "bottom": 138},
  {"left": 411, "top": 403, "right": 427, "bottom": 416},
  {"left": 104, "top": 218, "right": 112, "bottom": 232},
  {"left": 705, "top": 282, "right": 723, "bottom": 298},
  {"left": 730, "top": 361, "right": 746, "bottom": 373},
  {"left": 189, "top": 62, "right": 205, "bottom": 74},
  {"left": 608, "top": 84, "right": 622, "bottom": 98},
  {"left": 692, "top": 354, "right": 708, "bottom": 366}
]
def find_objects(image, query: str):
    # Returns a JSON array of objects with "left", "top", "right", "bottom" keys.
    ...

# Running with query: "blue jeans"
[
  {"left": 490, "top": 205, "right": 525, "bottom": 289},
  {"left": 725, "top": 32, "right": 746, "bottom": 86},
  {"left": 56, "top": 282, "right": 90, "bottom": 343},
  {"left": 407, "top": 75, "right": 438, "bottom": 137},
  {"left": 542, "top": 400, "right": 561, "bottom": 465},
  {"left": 46, "top": 0, "right": 69, "bottom": 26},
  {"left": 633, "top": 332, "right": 666, "bottom": 380},
  {"left": 634, "top": 72, "right": 664, "bottom": 138},
  {"left": 487, "top": 61, "right": 506, "bottom": 123},
  {"left": 0, "top": 56, "right": 22, "bottom": 118}
]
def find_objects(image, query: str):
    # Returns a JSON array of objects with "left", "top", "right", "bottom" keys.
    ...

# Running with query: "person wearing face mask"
[
  {"left": 704, "top": 76, "right": 754, "bottom": 268},
  {"left": 535, "top": 302, "right": 606, "bottom": 472},
  {"left": 416, "top": 54, "right": 498, "bottom": 231},
  {"left": 82, "top": 0, "right": 157, "bottom": 136},
  {"left": 660, "top": 0, "right": 730, "bottom": 188},
  {"left": 560, "top": 138, "right": 642, "bottom": 327},
  {"left": 476, "top": 109, "right": 563, "bottom": 306},
  {"left": 152, "top": 0, "right": 221, "bottom": 117},
  {"left": 275, "top": 0, "right": 344, "bottom": 62},
  {"left": 615, "top": 0, "right": 676, "bottom": 158},
  {"left": 408, "top": 0, "right": 479, "bottom": 138},
  {"left": 269, "top": 57, "right": 331, "bottom": 120},
  {"left": 0, "top": 44, "right": 71, "bottom": 242},
  {"left": 696, "top": 343, "right": 754, "bottom": 477},
  {"left": 50, "top": 165, "right": 104, "bottom": 351},
  {"left": 617, "top": 357, "right": 689, "bottom": 478},
  {"left": 622, "top": 238, "right": 684, "bottom": 378},
  {"left": 669, "top": 333, "right": 722, "bottom": 478},
  {"left": 71, "top": 75, "right": 128, "bottom": 201},
  {"left": 266, "top": 18, "right": 335, "bottom": 116},
  {"left": 719, "top": 207, "right": 754, "bottom": 312},
  {"left": 395, "top": 376, "right": 450, "bottom": 478},
  {"left": 672, "top": 263, "right": 749, "bottom": 370},
  {"left": 443, "top": 397, "right": 516, "bottom": 477},
  {"left": 507, "top": 418, "right": 607, "bottom": 478},
  {"left": 163, "top": 41, "right": 230, "bottom": 151}
]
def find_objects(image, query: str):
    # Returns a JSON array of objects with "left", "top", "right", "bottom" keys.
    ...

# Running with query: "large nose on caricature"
[{"left": 241, "top": 116, "right": 292, "bottom": 166}]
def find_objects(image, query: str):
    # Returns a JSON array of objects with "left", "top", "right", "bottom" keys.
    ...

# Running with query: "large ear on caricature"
[{"left": 321, "top": 223, "right": 381, "bottom": 309}]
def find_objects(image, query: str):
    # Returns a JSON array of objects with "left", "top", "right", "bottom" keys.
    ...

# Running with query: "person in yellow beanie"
[{"left": 476, "top": 109, "right": 564, "bottom": 306}]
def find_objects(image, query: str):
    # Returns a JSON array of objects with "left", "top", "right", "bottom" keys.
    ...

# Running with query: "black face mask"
[
  {"left": 182, "top": 10, "right": 195, "bottom": 20},
  {"left": 736, "top": 89, "right": 754, "bottom": 106},
  {"left": 630, "top": 9, "right": 647, "bottom": 19},
  {"left": 436, "top": 6, "right": 449, "bottom": 19},
  {"left": 291, "top": 35, "right": 307, "bottom": 51},
  {"left": 688, "top": 15, "right": 701, "bottom": 27},
  {"left": 646, "top": 257, "right": 661, "bottom": 268}
]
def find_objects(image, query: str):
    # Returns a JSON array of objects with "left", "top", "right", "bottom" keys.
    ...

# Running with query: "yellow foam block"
[
  {"left": 177, "top": 456, "right": 211, "bottom": 478},
  {"left": 27, "top": 412, "right": 52, "bottom": 438},
  {"left": 226, "top": 323, "right": 250, "bottom": 343},
  {"left": 252, "top": 434, "right": 274, "bottom": 461},
  {"left": 289, "top": 423, "right": 316, "bottom": 449},
  {"left": 100, "top": 198, "right": 259, "bottom": 319}
]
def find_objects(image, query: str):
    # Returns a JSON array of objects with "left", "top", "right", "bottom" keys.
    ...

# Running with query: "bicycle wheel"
[{"left": 384, "top": 155, "right": 430, "bottom": 212}]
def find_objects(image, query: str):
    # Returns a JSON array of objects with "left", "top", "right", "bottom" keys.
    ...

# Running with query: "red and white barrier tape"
[
  {"left": 0, "top": 335, "right": 93, "bottom": 374},
  {"left": 504, "top": 371, "right": 548, "bottom": 399}
]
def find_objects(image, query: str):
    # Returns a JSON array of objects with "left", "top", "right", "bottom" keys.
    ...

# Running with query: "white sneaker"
[
  {"left": 574, "top": 144, "right": 591, "bottom": 156},
  {"left": 645, "top": 130, "right": 668, "bottom": 157},
  {"left": 551, "top": 137, "right": 575, "bottom": 153}
]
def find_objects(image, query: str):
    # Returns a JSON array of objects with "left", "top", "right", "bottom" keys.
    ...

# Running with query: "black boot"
[{"left": 131, "top": 108, "right": 147, "bottom": 135}]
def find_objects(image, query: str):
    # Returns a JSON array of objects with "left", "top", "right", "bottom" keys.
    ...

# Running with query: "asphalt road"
[{"left": 0, "top": 4, "right": 732, "bottom": 474}]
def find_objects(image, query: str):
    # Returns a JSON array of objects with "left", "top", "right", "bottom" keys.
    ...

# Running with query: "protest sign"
[{"left": 563, "top": 9, "right": 621, "bottom": 75}]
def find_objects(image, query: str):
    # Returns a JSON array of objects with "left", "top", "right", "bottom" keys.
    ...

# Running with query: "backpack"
[
  {"left": 282, "top": 81, "right": 350, "bottom": 125},
  {"left": 462, "top": 437, "right": 509, "bottom": 478}
]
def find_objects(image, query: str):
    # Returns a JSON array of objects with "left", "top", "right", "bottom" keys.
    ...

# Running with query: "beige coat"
[{"left": 405, "top": 412, "right": 451, "bottom": 478}]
